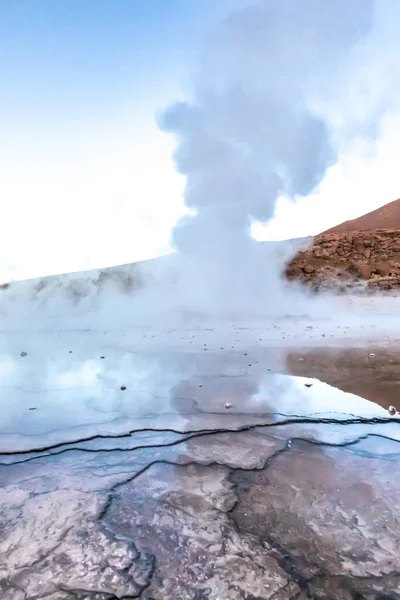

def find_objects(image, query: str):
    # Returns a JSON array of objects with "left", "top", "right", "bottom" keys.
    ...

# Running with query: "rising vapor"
[{"left": 160, "top": 0, "right": 374, "bottom": 313}]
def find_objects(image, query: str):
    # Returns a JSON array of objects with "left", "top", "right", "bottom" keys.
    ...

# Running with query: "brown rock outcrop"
[{"left": 286, "top": 228, "right": 400, "bottom": 291}]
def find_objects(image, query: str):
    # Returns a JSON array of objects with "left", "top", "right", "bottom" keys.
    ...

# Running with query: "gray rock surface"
[{"left": 1, "top": 341, "right": 400, "bottom": 599}]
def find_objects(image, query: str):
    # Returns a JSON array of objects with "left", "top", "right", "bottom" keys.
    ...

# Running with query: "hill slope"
[{"left": 323, "top": 198, "right": 400, "bottom": 234}]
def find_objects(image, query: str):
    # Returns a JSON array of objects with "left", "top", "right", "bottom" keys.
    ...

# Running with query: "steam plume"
[{"left": 160, "top": 0, "right": 373, "bottom": 313}]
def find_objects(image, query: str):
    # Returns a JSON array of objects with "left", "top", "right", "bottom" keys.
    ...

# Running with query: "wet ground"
[{"left": 0, "top": 322, "right": 400, "bottom": 600}]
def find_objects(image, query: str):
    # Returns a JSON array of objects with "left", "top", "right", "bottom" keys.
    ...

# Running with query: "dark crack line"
[
  {"left": 1, "top": 414, "right": 399, "bottom": 459},
  {"left": 1, "top": 425, "right": 399, "bottom": 469},
  {"left": 1, "top": 422, "right": 399, "bottom": 472},
  {"left": 0, "top": 432, "right": 198, "bottom": 467},
  {"left": 0, "top": 424, "right": 257, "bottom": 457}
]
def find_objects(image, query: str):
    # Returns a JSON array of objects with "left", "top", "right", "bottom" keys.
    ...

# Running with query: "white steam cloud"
[
  {"left": 160, "top": 0, "right": 374, "bottom": 312},
  {"left": 0, "top": 0, "right": 387, "bottom": 327}
]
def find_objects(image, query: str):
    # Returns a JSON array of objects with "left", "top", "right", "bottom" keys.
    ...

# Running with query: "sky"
[{"left": 1, "top": 0, "right": 400, "bottom": 282}]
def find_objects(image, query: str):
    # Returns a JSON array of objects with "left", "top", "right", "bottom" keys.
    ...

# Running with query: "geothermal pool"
[{"left": 1, "top": 311, "right": 400, "bottom": 599}]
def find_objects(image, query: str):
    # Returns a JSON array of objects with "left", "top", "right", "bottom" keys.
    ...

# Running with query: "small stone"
[
  {"left": 349, "top": 262, "right": 372, "bottom": 280},
  {"left": 120, "top": 386, "right": 127, "bottom": 391},
  {"left": 388, "top": 405, "right": 397, "bottom": 415},
  {"left": 303, "top": 265, "right": 315, "bottom": 274},
  {"left": 375, "top": 262, "right": 393, "bottom": 277},
  {"left": 369, "top": 353, "right": 376, "bottom": 357},
  {"left": 298, "top": 357, "right": 304, "bottom": 362},
  {"left": 225, "top": 402, "right": 233, "bottom": 409}
]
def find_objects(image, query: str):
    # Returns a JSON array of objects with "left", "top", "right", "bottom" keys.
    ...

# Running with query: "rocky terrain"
[
  {"left": 285, "top": 198, "right": 400, "bottom": 292},
  {"left": 286, "top": 228, "right": 400, "bottom": 292}
]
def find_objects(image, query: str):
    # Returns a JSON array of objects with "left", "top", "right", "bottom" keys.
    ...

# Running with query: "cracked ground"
[{"left": 0, "top": 324, "right": 399, "bottom": 599}]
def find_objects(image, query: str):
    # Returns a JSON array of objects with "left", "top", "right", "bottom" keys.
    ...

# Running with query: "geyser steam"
[{"left": 160, "top": 0, "right": 373, "bottom": 313}]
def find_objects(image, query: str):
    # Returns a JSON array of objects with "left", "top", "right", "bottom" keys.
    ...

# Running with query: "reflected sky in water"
[{"left": 0, "top": 329, "right": 397, "bottom": 453}]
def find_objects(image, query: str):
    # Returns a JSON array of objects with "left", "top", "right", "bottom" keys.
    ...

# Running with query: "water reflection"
[
  {"left": 0, "top": 333, "right": 398, "bottom": 456},
  {"left": 0, "top": 349, "right": 188, "bottom": 451},
  {"left": 255, "top": 373, "right": 395, "bottom": 418}
]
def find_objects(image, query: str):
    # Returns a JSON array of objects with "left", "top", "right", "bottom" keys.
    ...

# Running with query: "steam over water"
[{"left": 160, "top": 0, "right": 373, "bottom": 311}]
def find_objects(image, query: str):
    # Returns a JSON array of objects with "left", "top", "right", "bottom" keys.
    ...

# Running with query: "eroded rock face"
[
  {"left": 231, "top": 441, "right": 400, "bottom": 599},
  {"left": 0, "top": 489, "right": 155, "bottom": 599},
  {"left": 1, "top": 427, "right": 399, "bottom": 599},
  {"left": 286, "top": 229, "right": 400, "bottom": 291},
  {"left": 104, "top": 463, "right": 295, "bottom": 600}
]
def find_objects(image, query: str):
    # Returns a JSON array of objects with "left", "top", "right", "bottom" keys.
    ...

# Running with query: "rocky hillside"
[
  {"left": 323, "top": 198, "right": 400, "bottom": 234},
  {"left": 286, "top": 229, "right": 400, "bottom": 291}
]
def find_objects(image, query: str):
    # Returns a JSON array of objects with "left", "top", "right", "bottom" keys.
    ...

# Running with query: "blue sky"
[
  {"left": 0, "top": 1, "right": 246, "bottom": 130},
  {"left": 0, "top": 0, "right": 248, "bottom": 280},
  {"left": 1, "top": 0, "right": 400, "bottom": 281}
]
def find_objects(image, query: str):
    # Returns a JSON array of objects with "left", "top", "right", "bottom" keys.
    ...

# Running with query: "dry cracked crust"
[{"left": 0, "top": 420, "right": 400, "bottom": 600}]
